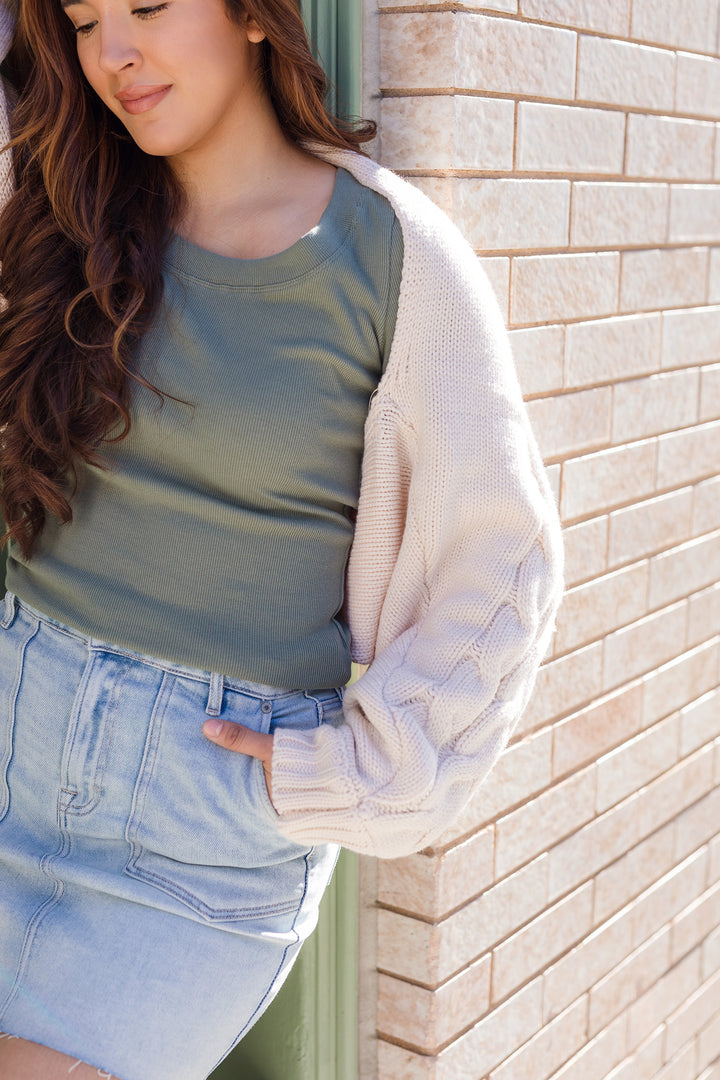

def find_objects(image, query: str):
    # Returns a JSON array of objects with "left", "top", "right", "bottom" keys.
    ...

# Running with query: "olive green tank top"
[{"left": 7, "top": 167, "right": 404, "bottom": 687}]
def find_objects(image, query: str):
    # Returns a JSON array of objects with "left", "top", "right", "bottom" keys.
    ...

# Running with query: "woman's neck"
[{"left": 170, "top": 100, "right": 337, "bottom": 260}]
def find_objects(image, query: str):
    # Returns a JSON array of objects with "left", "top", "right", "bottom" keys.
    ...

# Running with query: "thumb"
[{"left": 202, "top": 719, "right": 273, "bottom": 765}]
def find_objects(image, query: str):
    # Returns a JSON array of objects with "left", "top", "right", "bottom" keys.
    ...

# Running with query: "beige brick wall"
[{"left": 364, "top": 2, "right": 720, "bottom": 1077}]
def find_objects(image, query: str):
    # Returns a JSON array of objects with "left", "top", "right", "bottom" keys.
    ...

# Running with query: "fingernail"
[{"left": 204, "top": 719, "right": 222, "bottom": 737}]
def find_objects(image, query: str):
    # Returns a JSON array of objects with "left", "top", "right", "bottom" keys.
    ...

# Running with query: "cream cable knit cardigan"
[
  {"left": 270, "top": 146, "right": 564, "bottom": 857},
  {"left": 0, "top": 19, "right": 564, "bottom": 859}
]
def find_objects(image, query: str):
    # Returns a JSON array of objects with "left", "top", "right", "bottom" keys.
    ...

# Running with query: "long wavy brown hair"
[{"left": 0, "top": 0, "right": 374, "bottom": 558}]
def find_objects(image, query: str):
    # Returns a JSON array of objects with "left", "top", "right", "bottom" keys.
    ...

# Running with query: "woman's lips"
[{"left": 114, "top": 85, "right": 171, "bottom": 115}]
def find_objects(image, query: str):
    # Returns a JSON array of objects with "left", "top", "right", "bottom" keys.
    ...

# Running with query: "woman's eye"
[
  {"left": 132, "top": 3, "right": 169, "bottom": 18},
  {"left": 71, "top": 3, "right": 167, "bottom": 36}
]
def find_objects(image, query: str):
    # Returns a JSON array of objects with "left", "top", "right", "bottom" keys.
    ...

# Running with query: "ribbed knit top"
[{"left": 7, "top": 168, "right": 404, "bottom": 687}]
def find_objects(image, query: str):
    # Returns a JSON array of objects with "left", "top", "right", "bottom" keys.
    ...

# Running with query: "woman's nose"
[{"left": 95, "top": 22, "right": 141, "bottom": 74}]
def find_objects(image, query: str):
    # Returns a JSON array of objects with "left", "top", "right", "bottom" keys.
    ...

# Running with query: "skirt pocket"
[{"left": 124, "top": 674, "right": 314, "bottom": 923}]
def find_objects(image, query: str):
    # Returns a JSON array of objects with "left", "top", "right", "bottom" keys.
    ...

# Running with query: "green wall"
[
  {"left": 301, "top": 0, "right": 364, "bottom": 118},
  {"left": 210, "top": 850, "right": 358, "bottom": 1080}
]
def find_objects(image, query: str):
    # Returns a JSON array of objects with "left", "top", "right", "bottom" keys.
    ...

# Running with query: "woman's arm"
[{"left": 231, "top": 206, "right": 564, "bottom": 858}]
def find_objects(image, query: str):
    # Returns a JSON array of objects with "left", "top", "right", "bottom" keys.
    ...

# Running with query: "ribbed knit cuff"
[{"left": 270, "top": 723, "right": 360, "bottom": 816}]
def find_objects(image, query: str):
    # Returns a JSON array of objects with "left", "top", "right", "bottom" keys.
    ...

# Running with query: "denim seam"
[
  {"left": 63, "top": 661, "right": 132, "bottom": 817},
  {"left": 124, "top": 671, "right": 173, "bottom": 847},
  {"left": 58, "top": 652, "right": 101, "bottom": 814},
  {"left": 0, "top": 618, "right": 39, "bottom": 822},
  {"left": 123, "top": 678, "right": 304, "bottom": 920},
  {"left": 212, "top": 852, "right": 311, "bottom": 1067},
  {"left": 0, "top": 832, "right": 70, "bottom": 1024},
  {"left": 124, "top": 853, "right": 304, "bottom": 920}
]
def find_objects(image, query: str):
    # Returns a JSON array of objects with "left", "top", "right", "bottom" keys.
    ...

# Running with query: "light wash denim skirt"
[{"left": 0, "top": 592, "right": 341, "bottom": 1080}]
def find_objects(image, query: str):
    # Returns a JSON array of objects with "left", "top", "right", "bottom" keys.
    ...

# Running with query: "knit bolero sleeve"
[
  {"left": 269, "top": 152, "right": 564, "bottom": 859},
  {"left": 0, "top": 3, "right": 14, "bottom": 211}
]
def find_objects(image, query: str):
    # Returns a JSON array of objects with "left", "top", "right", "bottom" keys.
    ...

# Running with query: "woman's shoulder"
[
  {"left": 308, "top": 145, "right": 476, "bottom": 268},
  {"left": 327, "top": 151, "right": 503, "bottom": 326},
  {"left": 309, "top": 146, "right": 510, "bottom": 395}
]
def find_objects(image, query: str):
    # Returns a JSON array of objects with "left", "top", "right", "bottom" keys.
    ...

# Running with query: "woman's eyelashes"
[
  {"left": 72, "top": 3, "right": 169, "bottom": 36},
  {"left": 132, "top": 4, "right": 169, "bottom": 20}
]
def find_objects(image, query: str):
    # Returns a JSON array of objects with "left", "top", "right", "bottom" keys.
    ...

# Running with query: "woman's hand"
[{"left": 203, "top": 719, "right": 275, "bottom": 806}]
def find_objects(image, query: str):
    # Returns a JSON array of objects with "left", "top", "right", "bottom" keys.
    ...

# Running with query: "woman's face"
[{"left": 61, "top": 0, "right": 267, "bottom": 161}]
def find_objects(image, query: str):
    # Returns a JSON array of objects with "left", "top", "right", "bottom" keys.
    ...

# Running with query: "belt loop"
[
  {"left": 205, "top": 673, "right": 225, "bottom": 717},
  {"left": 1, "top": 592, "right": 16, "bottom": 629}
]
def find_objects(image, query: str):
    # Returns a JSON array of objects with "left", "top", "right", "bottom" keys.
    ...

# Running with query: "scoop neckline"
[{"left": 165, "top": 167, "right": 359, "bottom": 289}]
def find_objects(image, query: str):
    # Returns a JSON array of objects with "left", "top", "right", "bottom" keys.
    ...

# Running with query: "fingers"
[
  {"left": 202, "top": 718, "right": 273, "bottom": 766},
  {"left": 262, "top": 762, "right": 273, "bottom": 806},
  {"left": 202, "top": 720, "right": 275, "bottom": 807}
]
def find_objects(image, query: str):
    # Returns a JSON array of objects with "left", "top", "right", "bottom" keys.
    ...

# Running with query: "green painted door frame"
[
  {"left": 212, "top": 849, "right": 359, "bottom": 1080},
  {"left": 302, "top": 0, "right": 364, "bottom": 118}
]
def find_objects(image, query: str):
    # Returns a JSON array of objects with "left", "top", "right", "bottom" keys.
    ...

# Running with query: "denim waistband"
[{"left": 3, "top": 591, "right": 308, "bottom": 701}]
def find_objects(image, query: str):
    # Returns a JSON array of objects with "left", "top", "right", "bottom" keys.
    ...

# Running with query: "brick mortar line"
[
  {"left": 375, "top": 813, "right": 720, "bottom": 994},
  {"left": 557, "top": 481, "right": 720, "bottom": 531},
  {"left": 380, "top": 87, "right": 720, "bottom": 124},
  {"left": 376, "top": 866, "right": 720, "bottom": 1002},
  {"left": 508, "top": 290, "right": 716, "bottom": 313},
  {"left": 557, "top": 643, "right": 720, "bottom": 712},
  {"left": 524, "top": 362, "right": 719, "bottom": 403},
  {"left": 540, "top": 425, "right": 720, "bottom": 456},
  {"left": 557, "top": 418, "right": 719, "bottom": 457},
  {"left": 555, "top": 668, "right": 715, "bottom": 727},
  {"left": 515, "top": 327, "right": 717, "bottom": 342},
  {"left": 563, "top": 529, "right": 720, "bottom": 587},
  {"left": 377, "top": 4, "right": 720, "bottom": 63},
  {"left": 524, "top": 653, "right": 719, "bottom": 763},
  {"left": 387, "top": 653, "right": 720, "bottom": 857},
  {"left": 696, "top": 346, "right": 707, "bottom": 428},
  {"left": 512, "top": 97, "right": 518, "bottom": 174},
  {"left": 472, "top": 240, "right": 720, "bottom": 260},
  {"left": 376, "top": 672, "right": 720, "bottom": 881},
  {"left": 376, "top": 906, "right": 720, "bottom": 1058},
  {"left": 567, "top": 552, "right": 720, "bottom": 595},
  {"left": 544, "top": 419, "right": 720, "bottom": 469},
  {"left": 554, "top": 469, "right": 720, "bottom": 503},
  {"left": 506, "top": 241, "right": 720, "bottom": 259},
  {"left": 550, "top": 597, "right": 716, "bottom": 666},
  {"left": 534, "top": 639, "right": 720, "bottom": 734},
  {"left": 401, "top": 170, "right": 718, "bottom": 183}
]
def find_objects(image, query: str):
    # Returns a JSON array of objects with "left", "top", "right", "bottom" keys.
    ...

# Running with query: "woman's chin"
[
  {"left": 123, "top": 135, "right": 178, "bottom": 158},
  {"left": 118, "top": 122, "right": 187, "bottom": 160}
]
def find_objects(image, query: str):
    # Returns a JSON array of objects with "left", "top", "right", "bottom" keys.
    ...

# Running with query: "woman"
[{"left": 0, "top": 1, "right": 563, "bottom": 1077}]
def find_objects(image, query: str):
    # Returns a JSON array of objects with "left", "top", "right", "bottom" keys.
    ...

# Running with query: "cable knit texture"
[
  {"left": 0, "top": 14, "right": 564, "bottom": 856},
  {"left": 0, "top": 5, "right": 13, "bottom": 212},
  {"left": 267, "top": 147, "right": 565, "bottom": 857}
]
